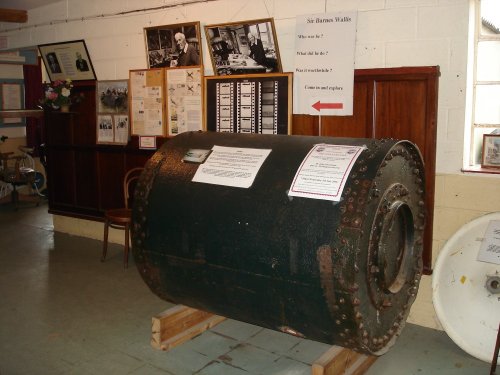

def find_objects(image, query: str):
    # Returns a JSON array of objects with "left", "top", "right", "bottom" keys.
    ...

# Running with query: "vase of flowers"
[{"left": 40, "top": 79, "right": 82, "bottom": 111}]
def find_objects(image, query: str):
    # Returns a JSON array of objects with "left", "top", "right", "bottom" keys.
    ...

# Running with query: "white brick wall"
[
  {"left": 2, "top": 0, "right": 497, "bottom": 330},
  {"left": 0, "top": 0, "right": 474, "bottom": 174}
]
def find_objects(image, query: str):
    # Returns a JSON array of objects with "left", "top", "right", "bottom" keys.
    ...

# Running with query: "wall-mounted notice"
[
  {"left": 130, "top": 68, "right": 165, "bottom": 136},
  {"left": 165, "top": 67, "right": 203, "bottom": 136},
  {"left": 288, "top": 144, "right": 364, "bottom": 201},
  {"left": 0, "top": 83, "right": 22, "bottom": 124},
  {"left": 477, "top": 220, "right": 500, "bottom": 265},
  {"left": 293, "top": 11, "right": 357, "bottom": 116},
  {"left": 192, "top": 145, "right": 271, "bottom": 188}
]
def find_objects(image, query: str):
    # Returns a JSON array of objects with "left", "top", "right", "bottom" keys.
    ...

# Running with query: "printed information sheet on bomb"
[
  {"left": 288, "top": 144, "right": 364, "bottom": 201},
  {"left": 192, "top": 145, "right": 271, "bottom": 188},
  {"left": 477, "top": 220, "right": 500, "bottom": 265}
]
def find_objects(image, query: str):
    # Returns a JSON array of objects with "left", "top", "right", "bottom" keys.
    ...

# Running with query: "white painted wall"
[
  {"left": 2, "top": 0, "right": 500, "bottom": 331},
  {"left": 1, "top": 0, "right": 470, "bottom": 173}
]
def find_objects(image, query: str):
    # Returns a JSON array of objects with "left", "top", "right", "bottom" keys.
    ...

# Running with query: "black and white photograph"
[
  {"left": 97, "top": 80, "right": 128, "bottom": 113},
  {"left": 144, "top": 22, "right": 202, "bottom": 68},
  {"left": 38, "top": 40, "right": 97, "bottom": 82},
  {"left": 205, "top": 18, "right": 282, "bottom": 76},
  {"left": 97, "top": 115, "right": 113, "bottom": 143}
]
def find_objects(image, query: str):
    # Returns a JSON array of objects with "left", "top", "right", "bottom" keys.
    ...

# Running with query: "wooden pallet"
[
  {"left": 151, "top": 305, "right": 226, "bottom": 351},
  {"left": 151, "top": 305, "right": 376, "bottom": 374},
  {"left": 312, "top": 345, "right": 377, "bottom": 375}
]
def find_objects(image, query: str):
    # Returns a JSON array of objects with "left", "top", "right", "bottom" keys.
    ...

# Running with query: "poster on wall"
[
  {"left": 144, "top": 21, "right": 202, "bottom": 68},
  {"left": 129, "top": 68, "right": 166, "bottom": 137},
  {"left": 165, "top": 67, "right": 203, "bottom": 136},
  {"left": 0, "top": 82, "right": 24, "bottom": 125},
  {"left": 204, "top": 73, "right": 292, "bottom": 135},
  {"left": 205, "top": 18, "right": 282, "bottom": 76},
  {"left": 293, "top": 12, "right": 357, "bottom": 116},
  {"left": 38, "top": 40, "right": 97, "bottom": 82},
  {"left": 96, "top": 80, "right": 129, "bottom": 144}
]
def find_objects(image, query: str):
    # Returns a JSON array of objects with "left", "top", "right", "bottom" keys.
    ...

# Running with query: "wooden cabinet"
[{"left": 44, "top": 81, "right": 161, "bottom": 220}]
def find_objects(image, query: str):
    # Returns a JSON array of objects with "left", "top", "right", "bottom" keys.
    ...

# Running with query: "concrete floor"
[{"left": 0, "top": 200, "right": 495, "bottom": 375}]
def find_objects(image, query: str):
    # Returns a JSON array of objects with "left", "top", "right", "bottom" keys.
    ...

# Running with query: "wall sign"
[{"left": 293, "top": 12, "right": 357, "bottom": 115}]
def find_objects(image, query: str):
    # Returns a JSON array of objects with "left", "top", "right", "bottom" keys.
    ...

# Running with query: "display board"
[
  {"left": 204, "top": 72, "right": 292, "bottom": 134},
  {"left": 129, "top": 68, "right": 166, "bottom": 137},
  {"left": 96, "top": 80, "right": 129, "bottom": 144},
  {"left": 165, "top": 66, "right": 204, "bottom": 136}
]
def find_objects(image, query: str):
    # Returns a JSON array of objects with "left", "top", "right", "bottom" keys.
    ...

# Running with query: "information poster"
[
  {"left": 192, "top": 145, "right": 271, "bottom": 188},
  {"left": 165, "top": 67, "right": 203, "bottom": 136},
  {"left": 288, "top": 144, "right": 364, "bottom": 201},
  {"left": 293, "top": 12, "right": 357, "bottom": 116},
  {"left": 0, "top": 83, "right": 22, "bottom": 124},
  {"left": 130, "top": 69, "right": 165, "bottom": 136}
]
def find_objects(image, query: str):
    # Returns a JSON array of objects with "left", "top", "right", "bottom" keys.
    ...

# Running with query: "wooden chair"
[{"left": 101, "top": 167, "right": 143, "bottom": 268}]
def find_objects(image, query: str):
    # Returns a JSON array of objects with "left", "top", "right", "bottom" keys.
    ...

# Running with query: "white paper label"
[
  {"left": 192, "top": 145, "right": 271, "bottom": 188},
  {"left": 288, "top": 144, "right": 364, "bottom": 201},
  {"left": 477, "top": 220, "right": 500, "bottom": 265}
]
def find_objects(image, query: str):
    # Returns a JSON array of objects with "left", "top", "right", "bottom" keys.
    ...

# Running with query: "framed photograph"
[
  {"left": 205, "top": 18, "right": 282, "bottom": 76},
  {"left": 482, "top": 133, "right": 500, "bottom": 168},
  {"left": 204, "top": 72, "right": 292, "bottom": 135},
  {"left": 144, "top": 21, "right": 202, "bottom": 68},
  {"left": 165, "top": 66, "right": 204, "bottom": 136},
  {"left": 96, "top": 80, "right": 129, "bottom": 144},
  {"left": 38, "top": 40, "right": 96, "bottom": 82}
]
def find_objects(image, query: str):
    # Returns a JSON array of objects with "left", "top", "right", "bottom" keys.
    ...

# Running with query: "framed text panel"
[{"left": 38, "top": 40, "right": 97, "bottom": 82}]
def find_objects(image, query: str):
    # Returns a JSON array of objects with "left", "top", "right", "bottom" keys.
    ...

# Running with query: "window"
[{"left": 465, "top": 0, "right": 500, "bottom": 169}]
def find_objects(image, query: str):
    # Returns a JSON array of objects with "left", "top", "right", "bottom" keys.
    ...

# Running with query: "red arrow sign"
[{"left": 312, "top": 100, "right": 343, "bottom": 111}]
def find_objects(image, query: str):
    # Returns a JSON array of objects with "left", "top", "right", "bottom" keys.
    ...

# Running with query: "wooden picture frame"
[
  {"left": 204, "top": 72, "right": 292, "bottom": 135},
  {"left": 165, "top": 66, "right": 204, "bottom": 136},
  {"left": 144, "top": 21, "right": 202, "bottom": 69},
  {"left": 38, "top": 40, "right": 97, "bottom": 82},
  {"left": 482, "top": 133, "right": 500, "bottom": 168},
  {"left": 204, "top": 18, "right": 282, "bottom": 76},
  {"left": 96, "top": 80, "right": 129, "bottom": 145},
  {"left": 129, "top": 68, "right": 166, "bottom": 137}
]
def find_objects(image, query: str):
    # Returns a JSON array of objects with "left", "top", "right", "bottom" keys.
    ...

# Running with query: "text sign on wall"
[{"left": 293, "top": 12, "right": 357, "bottom": 116}]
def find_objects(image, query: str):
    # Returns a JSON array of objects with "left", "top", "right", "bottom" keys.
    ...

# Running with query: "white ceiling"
[{"left": 0, "top": 0, "right": 61, "bottom": 11}]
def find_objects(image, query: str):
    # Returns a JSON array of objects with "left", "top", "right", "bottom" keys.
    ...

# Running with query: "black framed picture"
[
  {"left": 144, "top": 21, "right": 202, "bottom": 68},
  {"left": 204, "top": 72, "right": 292, "bottom": 135},
  {"left": 205, "top": 18, "right": 282, "bottom": 76},
  {"left": 38, "top": 40, "right": 97, "bottom": 82}
]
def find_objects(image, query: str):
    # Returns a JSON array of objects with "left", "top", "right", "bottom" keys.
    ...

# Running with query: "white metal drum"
[{"left": 432, "top": 212, "right": 500, "bottom": 363}]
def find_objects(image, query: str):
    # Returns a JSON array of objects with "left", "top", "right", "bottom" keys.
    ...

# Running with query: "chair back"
[{"left": 123, "top": 167, "right": 144, "bottom": 209}]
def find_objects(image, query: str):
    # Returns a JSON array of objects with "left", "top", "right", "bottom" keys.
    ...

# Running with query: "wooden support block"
[
  {"left": 151, "top": 305, "right": 226, "bottom": 351},
  {"left": 311, "top": 346, "right": 377, "bottom": 375}
]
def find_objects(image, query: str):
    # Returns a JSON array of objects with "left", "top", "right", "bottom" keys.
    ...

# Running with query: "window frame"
[{"left": 464, "top": 0, "right": 500, "bottom": 173}]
